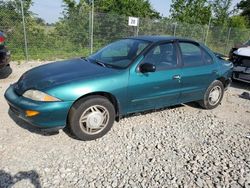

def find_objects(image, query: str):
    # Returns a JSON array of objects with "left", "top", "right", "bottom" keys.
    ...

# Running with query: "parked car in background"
[
  {"left": 5, "top": 36, "right": 233, "bottom": 141},
  {"left": 229, "top": 40, "right": 250, "bottom": 83},
  {"left": 0, "top": 31, "right": 11, "bottom": 74},
  {"left": 229, "top": 40, "right": 250, "bottom": 60}
]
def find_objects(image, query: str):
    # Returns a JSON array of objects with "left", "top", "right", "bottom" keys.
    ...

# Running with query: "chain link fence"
[
  {"left": 0, "top": 1, "right": 25, "bottom": 59},
  {"left": 0, "top": 1, "right": 249, "bottom": 61}
]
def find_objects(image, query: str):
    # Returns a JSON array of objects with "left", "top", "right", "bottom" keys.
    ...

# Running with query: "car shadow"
[
  {"left": 0, "top": 170, "right": 41, "bottom": 188},
  {"left": 230, "top": 80, "right": 250, "bottom": 91},
  {"left": 62, "top": 104, "right": 203, "bottom": 141},
  {"left": 8, "top": 103, "right": 203, "bottom": 140},
  {"left": 184, "top": 101, "right": 203, "bottom": 109},
  {"left": 62, "top": 127, "right": 82, "bottom": 140},
  {"left": 8, "top": 109, "right": 59, "bottom": 136},
  {"left": 121, "top": 104, "right": 185, "bottom": 119},
  {"left": 0, "top": 66, "right": 12, "bottom": 79}
]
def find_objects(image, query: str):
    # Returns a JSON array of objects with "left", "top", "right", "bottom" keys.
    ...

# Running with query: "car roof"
[{"left": 127, "top": 35, "right": 197, "bottom": 43}]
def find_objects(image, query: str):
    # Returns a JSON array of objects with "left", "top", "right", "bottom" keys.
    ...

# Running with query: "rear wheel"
[
  {"left": 199, "top": 80, "right": 224, "bottom": 109},
  {"left": 68, "top": 96, "right": 115, "bottom": 141}
]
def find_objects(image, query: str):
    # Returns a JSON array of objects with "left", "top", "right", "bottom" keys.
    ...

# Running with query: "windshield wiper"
[
  {"left": 81, "top": 57, "right": 91, "bottom": 63},
  {"left": 84, "top": 57, "right": 121, "bottom": 69},
  {"left": 81, "top": 57, "right": 106, "bottom": 67},
  {"left": 103, "top": 63, "right": 121, "bottom": 69},
  {"left": 94, "top": 60, "right": 106, "bottom": 67}
]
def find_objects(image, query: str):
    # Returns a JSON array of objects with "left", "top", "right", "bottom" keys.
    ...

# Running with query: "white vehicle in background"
[{"left": 229, "top": 40, "right": 250, "bottom": 83}]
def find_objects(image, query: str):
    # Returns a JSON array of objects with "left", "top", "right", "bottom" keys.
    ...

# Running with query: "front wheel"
[
  {"left": 68, "top": 96, "right": 115, "bottom": 141},
  {"left": 199, "top": 80, "right": 224, "bottom": 109}
]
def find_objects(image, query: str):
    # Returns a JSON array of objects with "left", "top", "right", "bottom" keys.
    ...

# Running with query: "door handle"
[{"left": 172, "top": 75, "right": 181, "bottom": 80}]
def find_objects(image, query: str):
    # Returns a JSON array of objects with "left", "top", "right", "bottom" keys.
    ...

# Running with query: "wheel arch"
[
  {"left": 216, "top": 77, "right": 231, "bottom": 89},
  {"left": 67, "top": 91, "right": 121, "bottom": 123}
]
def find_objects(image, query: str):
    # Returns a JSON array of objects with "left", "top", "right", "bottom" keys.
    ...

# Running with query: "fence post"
[
  {"left": 202, "top": 26, "right": 206, "bottom": 42},
  {"left": 20, "top": 0, "right": 28, "bottom": 62},
  {"left": 136, "top": 18, "right": 140, "bottom": 36},
  {"left": 89, "top": 11, "right": 91, "bottom": 55},
  {"left": 205, "top": 16, "right": 211, "bottom": 45},
  {"left": 90, "top": 0, "right": 94, "bottom": 54},
  {"left": 173, "top": 23, "right": 177, "bottom": 36},
  {"left": 225, "top": 27, "right": 232, "bottom": 55}
]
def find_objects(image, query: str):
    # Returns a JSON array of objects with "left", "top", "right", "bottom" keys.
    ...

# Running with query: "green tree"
[
  {"left": 212, "top": 0, "right": 233, "bottom": 26},
  {"left": 170, "top": 0, "right": 212, "bottom": 25},
  {"left": 56, "top": 0, "right": 90, "bottom": 48},
  {"left": 237, "top": 0, "right": 250, "bottom": 25},
  {"left": 0, "top": 0, "right": 34, "bottom": 59},
  {"left": 63, "top": 0, "right": 160, "bottom": 18},
  {"left": 94, "top": 0, "right": 160, "bottom": 18},
  {"left": 228, "top": 16, "right": 249, "bottom": 45},
  {"left": 229, "top": 15, "right": 248, "bottom": 28},
  {"left": 58, "top": 0, "right": 161, "bottom": 51},
  {"left": 0, "top": 0, "right": 33, "bottom": 28}
]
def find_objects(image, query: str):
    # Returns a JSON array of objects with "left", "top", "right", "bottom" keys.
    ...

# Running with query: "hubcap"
[
  {"left": 79, "top": 105, "right": 109, "bottom": 135},
  {"left": 208, "top": 86, "right": 222, "bottom": 105},
  {"left": 87, "top": 112, "right": 104, "bottom": 129}
]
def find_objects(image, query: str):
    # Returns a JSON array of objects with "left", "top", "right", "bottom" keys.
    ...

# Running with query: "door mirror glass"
[{"left": 140, "top": 63, "right": 156, "bottom": 73}]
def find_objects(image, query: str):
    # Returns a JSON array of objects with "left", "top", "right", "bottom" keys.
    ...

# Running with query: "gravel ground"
[{"left": 0, "top": 61, "right": 250, "bottom": 188}]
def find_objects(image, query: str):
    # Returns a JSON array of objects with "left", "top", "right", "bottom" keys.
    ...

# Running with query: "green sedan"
[{"left": 5, "top": 36, "right": 233, "bottom": 140}]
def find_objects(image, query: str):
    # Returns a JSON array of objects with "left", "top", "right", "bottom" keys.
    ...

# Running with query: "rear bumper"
[{"left": 4, "top": 85, "right": 74, "bottom": 129}]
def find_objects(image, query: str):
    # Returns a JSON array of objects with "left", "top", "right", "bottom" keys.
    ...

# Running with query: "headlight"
[{"left": 23, "top": 90, "right": 61, "bottom": 102}]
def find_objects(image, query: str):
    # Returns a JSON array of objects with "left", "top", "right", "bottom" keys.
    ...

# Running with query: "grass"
[{"left": 11, "top": 47, "right": 91, "bottom": 61}]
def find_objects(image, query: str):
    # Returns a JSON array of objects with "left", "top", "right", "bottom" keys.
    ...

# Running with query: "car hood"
[
  {"left": 14, "top": 58, "right": 115, "bottom": 95},
  {"left": 234, "top": 47, "right": 250, "bottom": 57}
]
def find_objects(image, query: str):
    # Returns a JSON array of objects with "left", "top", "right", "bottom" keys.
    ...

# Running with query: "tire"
[
  {"left": 199, "top": 80, "right": 224, "bottom": 109},
  {"left": 68, "top": 95, "right": 115, "bottom": 141},
  {"left": 0, "top": 65, "right": 12, "bottom": 79}
]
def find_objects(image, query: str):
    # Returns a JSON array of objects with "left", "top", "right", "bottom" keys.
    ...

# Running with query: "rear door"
[{"left": 177, "top": 41, "right": 219, "bottom": 103}]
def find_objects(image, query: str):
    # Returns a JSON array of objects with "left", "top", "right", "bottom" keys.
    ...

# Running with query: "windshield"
[{"left": 88, "top": 39, "right": 151, "bottom": 69}]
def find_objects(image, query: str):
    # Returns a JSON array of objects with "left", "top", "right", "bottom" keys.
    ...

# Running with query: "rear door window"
[
  {"left": 179, "top": 42, "right": 203, "bottom": 67},
  {"left": 203, "top": 50, "right": 213, "bottom": 64}
]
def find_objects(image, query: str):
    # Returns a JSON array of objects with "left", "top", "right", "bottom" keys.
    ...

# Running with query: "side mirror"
[{"left": 139, "top": 63, "right": 156, "bottom": 73}]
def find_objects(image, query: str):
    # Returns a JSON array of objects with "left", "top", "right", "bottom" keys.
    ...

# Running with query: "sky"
[{"left": 30, "top": 0, "right": 241, "bottom": 24}]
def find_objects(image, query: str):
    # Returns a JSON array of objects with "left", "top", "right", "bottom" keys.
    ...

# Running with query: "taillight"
[{"left": 0, "top": 36, "right": 5, "bottom": 44}]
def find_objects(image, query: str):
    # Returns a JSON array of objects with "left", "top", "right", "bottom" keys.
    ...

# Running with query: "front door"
[{"left": 127, "top": 42, "right": 182, "bottom": 113}]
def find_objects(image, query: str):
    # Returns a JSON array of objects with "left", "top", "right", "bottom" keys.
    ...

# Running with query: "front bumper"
[
  {"left": 4, "top": 85, "right": 74, "bottom": 128},
  {"left": 233, "top": 66, "right": 250, "bottom": 83}
]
